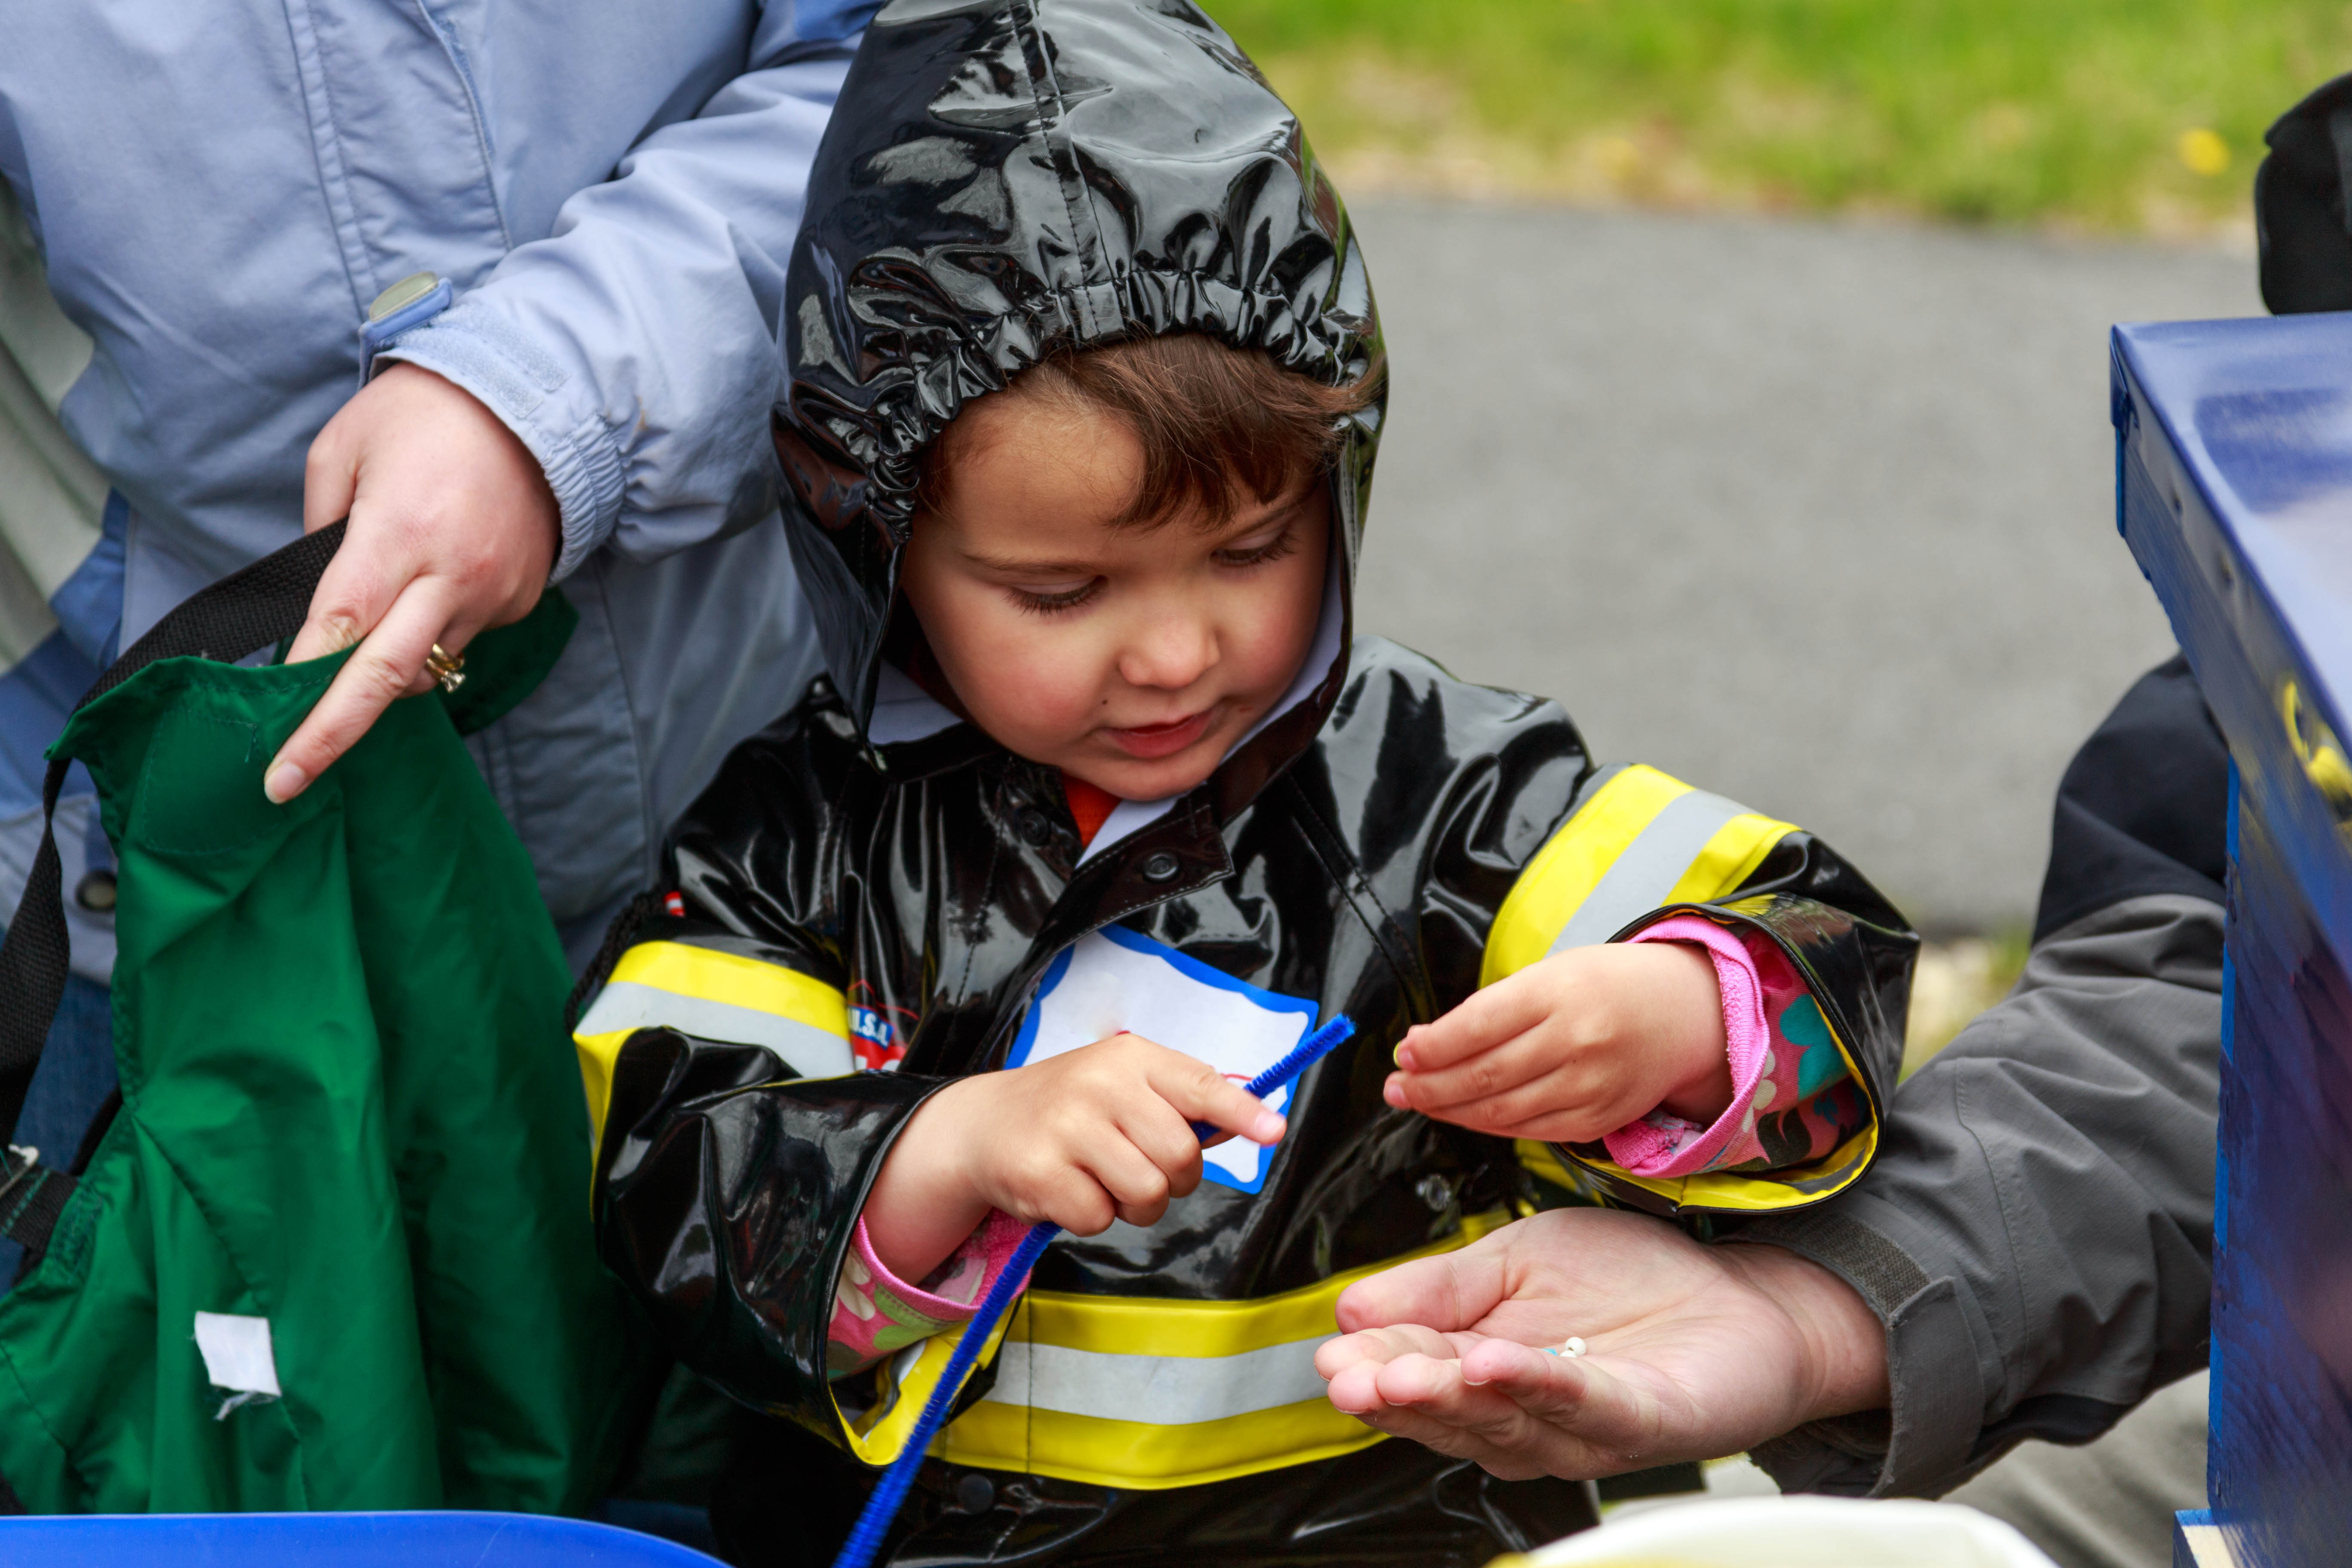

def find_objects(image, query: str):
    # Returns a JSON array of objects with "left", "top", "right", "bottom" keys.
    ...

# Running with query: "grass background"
[{"left": 1216, "top": 0, "right": 2352, "bottom": 236}]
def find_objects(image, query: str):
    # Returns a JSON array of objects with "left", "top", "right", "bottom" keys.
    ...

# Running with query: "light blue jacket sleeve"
[{"left": 382, "top": 9, "right": 873, "bottom": 579}]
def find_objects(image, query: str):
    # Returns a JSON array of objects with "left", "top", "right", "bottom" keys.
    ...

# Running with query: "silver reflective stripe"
[
  {"left": 980, "top": 1335, "right": 1330, "bottom": 1426},
  {"left": 575, "top": 980, "right": 854, "bottom": 1078},
  {"left": 1546, "top": 787, "right": 1750, "bottom": 954}
]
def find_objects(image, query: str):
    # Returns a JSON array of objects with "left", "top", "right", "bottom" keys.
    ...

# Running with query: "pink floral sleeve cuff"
[
  {"left": 1599, "top": 916, "right": 1869, "bottom": 1178},
  {"left": 826, "top": 1210, "right": 1036, "bottom": 1378}
]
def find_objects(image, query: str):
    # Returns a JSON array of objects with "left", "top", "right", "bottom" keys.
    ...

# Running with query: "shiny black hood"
[{"left": 773, "top": 0, "right": 1385, "bottom": 744}]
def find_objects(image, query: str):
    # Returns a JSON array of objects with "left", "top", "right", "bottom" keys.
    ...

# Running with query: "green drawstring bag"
[{"left": 0, "top": 525, "right": 645, "bottom": 1513}]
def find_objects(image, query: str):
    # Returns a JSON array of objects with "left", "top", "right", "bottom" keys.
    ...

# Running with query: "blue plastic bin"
[
  {"left": 0, "top": 1510, "right": 723, "bottom": 1566},
  {"left": 2112, "top": 317, "right": 2352, "bottom": 1568}
]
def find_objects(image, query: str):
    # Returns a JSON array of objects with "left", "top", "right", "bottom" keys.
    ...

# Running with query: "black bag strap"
[{"left": 0, "top": 523, "right": 344, "bottom": 1263}]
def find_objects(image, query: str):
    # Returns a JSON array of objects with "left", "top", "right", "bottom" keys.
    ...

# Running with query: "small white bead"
[{"left": 1562, "top": 1336, "right": 1587, "bottom": 1358}]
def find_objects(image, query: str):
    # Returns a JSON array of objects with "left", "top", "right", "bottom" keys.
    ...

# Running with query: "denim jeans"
[{"left": 1, "top": 974, "right": 116, "bottom": 1286}]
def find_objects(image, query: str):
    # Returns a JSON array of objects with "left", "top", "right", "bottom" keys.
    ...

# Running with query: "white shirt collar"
[{"left": 866, "top": 661, "right": 962, "bottom": 745}]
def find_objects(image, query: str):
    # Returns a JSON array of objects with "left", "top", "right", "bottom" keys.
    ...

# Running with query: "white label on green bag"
[{"left": 193, "top": 1311, "right": 281, "bottom": 1397}]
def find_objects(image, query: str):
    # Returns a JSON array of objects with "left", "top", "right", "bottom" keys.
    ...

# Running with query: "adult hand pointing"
[
  {"left": 264, "top": 362, "right": 560, "bottom": 803},
  {"left": 1314, "top": 1207, "right": 1889, "bottom": 1480}
]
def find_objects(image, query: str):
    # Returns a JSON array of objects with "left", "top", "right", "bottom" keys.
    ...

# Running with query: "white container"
[{"left": 1510, "top": 1496, "right": 2058, "bottom": 1568}]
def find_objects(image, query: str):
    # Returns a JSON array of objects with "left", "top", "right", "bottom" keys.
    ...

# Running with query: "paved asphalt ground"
[{"left": 1346, "top": 201, "right": 2257, "bottom": 932}]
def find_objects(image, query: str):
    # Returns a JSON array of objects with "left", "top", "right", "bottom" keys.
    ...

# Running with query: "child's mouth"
[{"left": 1104, "top": 708, "right": 1215, "bottom": 760}]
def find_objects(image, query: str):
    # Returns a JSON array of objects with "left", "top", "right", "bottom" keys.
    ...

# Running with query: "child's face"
[{"left": 900, "top": 388, "right": 1331, "bottom": 801}]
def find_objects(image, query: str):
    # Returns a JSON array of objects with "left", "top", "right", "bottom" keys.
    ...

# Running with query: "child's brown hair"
[{"left": 919, "top": 333, "right": 1381, "bottom": 530}]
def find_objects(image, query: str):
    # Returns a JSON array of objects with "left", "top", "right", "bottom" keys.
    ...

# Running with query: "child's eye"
[
  {"left": 1215, "top": 524, "right": 1298, "bottom": 570},
  {"left": 1010, "top": 580, "right": 1101, "bottom": 616}
]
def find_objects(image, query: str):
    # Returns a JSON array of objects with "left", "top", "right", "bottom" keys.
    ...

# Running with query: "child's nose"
[{"left": 1117, "top": 615, "right": 1217, "bottom": 690}]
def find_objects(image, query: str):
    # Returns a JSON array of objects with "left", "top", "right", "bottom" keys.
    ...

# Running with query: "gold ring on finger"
[{"left": 424, "top": 642, "right": 467, "bottom": 694}]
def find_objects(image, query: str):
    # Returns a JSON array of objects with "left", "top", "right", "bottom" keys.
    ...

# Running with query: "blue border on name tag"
[{"left": 1008, "top": 925, "right": 1322, "bottom": 1194}]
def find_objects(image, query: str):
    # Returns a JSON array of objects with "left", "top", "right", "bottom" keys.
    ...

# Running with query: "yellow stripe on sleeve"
[
  {"left": 1485, "top": 765, "right": 1796, "bottom": 985},
  {"left": 1582, "top": 1122, "right": 1879, "bottom": 1212},
  {"left": 608, "top": 941, "right": 851, "bottom": 1032},
  {"left": 1663, "top": 811, "right": 1796, "bottom": 908},
  {"left": 573, "top": 941, "right": 852, "bottom": 1151}
]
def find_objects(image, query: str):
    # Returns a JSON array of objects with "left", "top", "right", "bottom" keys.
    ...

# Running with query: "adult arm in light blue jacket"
[
  {"left": 384, "top": 14, "right": 873, "bottom": 577},
  {"left": 273, "top": 3, "right": 881, "bottom": 798}
]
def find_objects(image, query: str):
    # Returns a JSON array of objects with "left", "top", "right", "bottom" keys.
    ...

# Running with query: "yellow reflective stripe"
[
  {"left": 1583, "top": 1122, "right": 1878, "bottom": 1212},
  {"left": 572, "top": 941, "right": 850, "bottom": 1152},
  {"left": 1486, "top": 766, "right": 1682, "bottom": 985},
  {"left": 1016, "top": 1276, "right": 1353, "bottom": 1361},
  {"left": 574, "top": 1028, "right": 634, "bottom": 1155},
  {"left": 1516, "top": 1138, "right": 1577, "bottom": 1192},
  {"left": 610, "top": 941, "right": 850, "bottom": 1034},
  {"left": 927, "top": 1210, "right": 1513, "bottom": 1488},
  {"left": 1006, "top": 1208, "right": 1510, "bottom": 1362},
  {"left": 1484, "top": 766, "right": 1796, "bottom": 987},
  {"left": 942, "top": 1393, "right": 1383, "bottom": 1491},
  {"left": 836, "top": 1308, "right": 1022, "bottom": 1468},
  {"left": 1662, "top": 811, "right": 1795, "bottom": 909}
]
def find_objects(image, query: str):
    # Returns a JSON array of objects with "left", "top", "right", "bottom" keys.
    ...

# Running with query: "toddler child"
[{"left": 575, "top": 2, "right": 1914, "bottom": 1563}]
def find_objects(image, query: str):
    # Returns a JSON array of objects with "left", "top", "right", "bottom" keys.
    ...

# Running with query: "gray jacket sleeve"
[{"left": 1738, "top": 656, "right": 2226, "bottom": 1497}]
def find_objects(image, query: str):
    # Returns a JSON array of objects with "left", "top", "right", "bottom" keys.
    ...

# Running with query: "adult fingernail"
[
  {"left": 1393, "top": 1038, "right": 1416, "bottom": 1069},
  {"left": 264, "top": 762, "right": 306, "bottom": 804},
  {"left": 1256, "top": 1110, "right": 1286, "bottom": 1142},
  {"left": 1382, "top": 1075, "right": 1409, "bottom": 1109}
]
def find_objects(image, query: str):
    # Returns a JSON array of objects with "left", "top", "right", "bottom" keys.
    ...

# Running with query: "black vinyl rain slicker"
[{"left": 580, "top": 3, "right": 1919, "bottom": 1563}]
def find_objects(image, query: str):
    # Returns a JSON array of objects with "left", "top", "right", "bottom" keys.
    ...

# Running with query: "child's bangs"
[
  {"left": 1050, "top": 335, "right": 1379, "bottom": 530},
  {"left": 918, "top": 334, "right": 1380, "bottom": 531}
]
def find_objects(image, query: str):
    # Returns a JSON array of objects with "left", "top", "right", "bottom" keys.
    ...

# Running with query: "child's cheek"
[
  {"left": 1235, "top": 548, "right": 1328, "bottom": 704},
  {"left": 981, "top": 627, "right": 1110, "bottom": 746}
]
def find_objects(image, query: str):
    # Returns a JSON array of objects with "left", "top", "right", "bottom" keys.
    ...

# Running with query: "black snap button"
[
  {"left": 74, "top": 870, "right": 118, "bottom": 913},
  {"left": 953, "top": 1470, "right": 996, "bottom": 1513},
  {"left": 1139, "top": 851, "right": 1180, "bottom": 882},
  {"left": 1016, "top": 807, "right": 1053, "bottom": 847}
]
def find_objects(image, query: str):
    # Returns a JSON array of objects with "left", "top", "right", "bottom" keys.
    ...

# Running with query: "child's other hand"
[
  {"left": 1383, "top": 943, "right": 1730, "bottom": 1143},
  {"left": 864, "top": 1034, "right": 1284, "bottom": 1283}
]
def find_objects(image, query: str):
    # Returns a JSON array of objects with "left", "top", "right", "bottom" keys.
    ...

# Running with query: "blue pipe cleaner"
[{"left": 829, "top": 1014, "right": 1358, "bottom": 1568}]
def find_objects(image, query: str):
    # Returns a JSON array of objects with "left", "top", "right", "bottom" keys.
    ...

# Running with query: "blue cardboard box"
[{"left": 2113, "top": 317, "right": 2352, "bottom": 1568}]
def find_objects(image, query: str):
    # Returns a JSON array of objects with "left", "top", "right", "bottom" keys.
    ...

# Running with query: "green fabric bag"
[{"left": 0, "top": 526, "right": 645, "bottom": 1513}]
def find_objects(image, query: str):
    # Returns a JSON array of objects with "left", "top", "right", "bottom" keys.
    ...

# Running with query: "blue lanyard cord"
[{"left": 830, "top": 1014, "right": 1358, "bottom": 1568}]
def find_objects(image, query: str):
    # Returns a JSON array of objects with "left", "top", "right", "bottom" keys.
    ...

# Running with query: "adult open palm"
[
  {"left": 264, "top": 363, "right": 560, "bottom": 803},
  {"left": 1314, "top": 1207, "right": 1888, "bottom": 1480}
]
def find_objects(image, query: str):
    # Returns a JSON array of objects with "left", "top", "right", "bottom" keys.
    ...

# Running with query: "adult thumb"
[{"left": 1335, "top": 1243, "right": 1509, "bottom": 1335}]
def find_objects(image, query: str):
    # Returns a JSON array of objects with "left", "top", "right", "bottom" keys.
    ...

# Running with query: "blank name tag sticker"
[{"left": 1010, "top": 927, "right": 1320, "bottom": 1194}]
